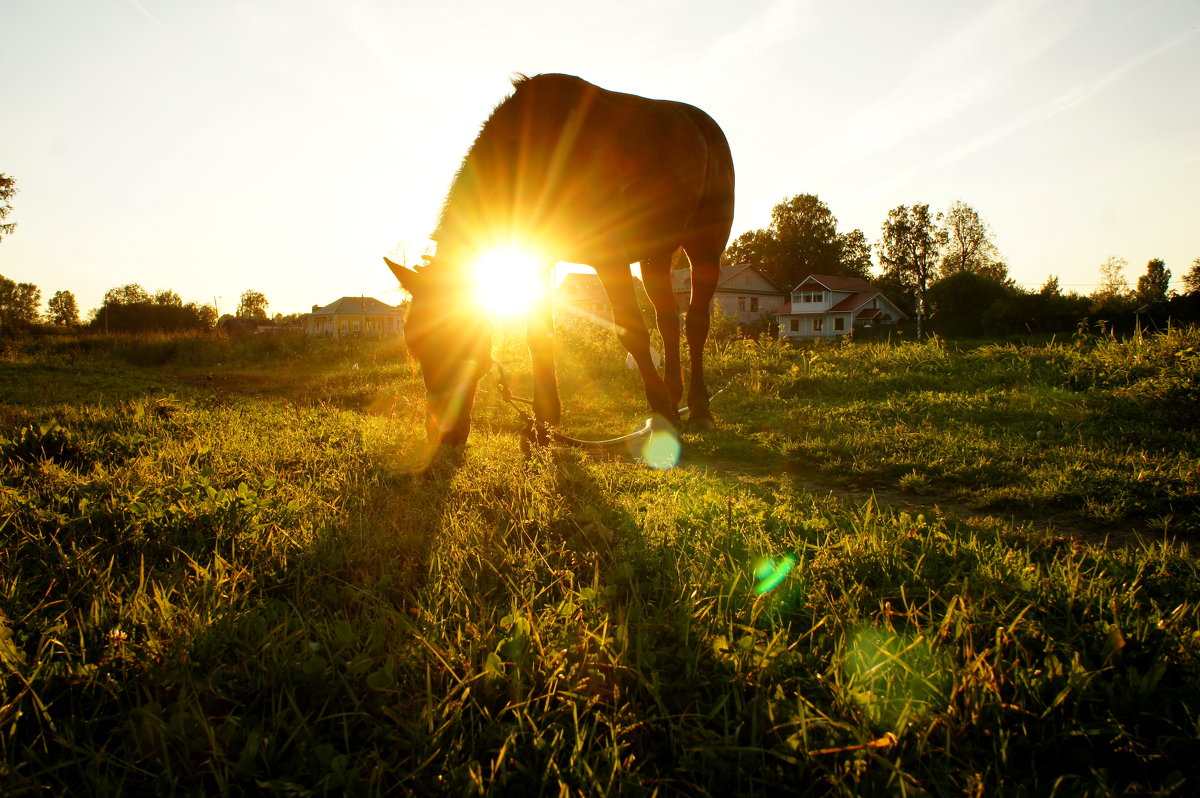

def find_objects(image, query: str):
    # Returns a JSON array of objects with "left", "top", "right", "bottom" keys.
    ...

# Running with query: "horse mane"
[{"left": 431, "top": 73, "right": 582, "bottom": 255}]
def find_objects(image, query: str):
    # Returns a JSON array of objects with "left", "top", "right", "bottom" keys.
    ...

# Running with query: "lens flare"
[
  {"left": 639, "top": 418, "right": 681, "bottom": 470},
  {"left": 470, "top": 246, "right": 546, "bottom": 318},
  {"left": 753, "top": 556, "right": 796, "bottom": 595}
]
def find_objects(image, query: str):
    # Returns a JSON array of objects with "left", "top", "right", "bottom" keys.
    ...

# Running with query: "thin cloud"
[
  {"left": 710, "top": 0, "right": 804, "bottom": 62},
  {"left": 126, "top": 0, "right": 167, "bottom": 30},
  {"left": 927, "top": 24, "right": 1200, "bottom": 172},
  {"left": 805, "top": 0, "right": 1080, "bottom": 177}
]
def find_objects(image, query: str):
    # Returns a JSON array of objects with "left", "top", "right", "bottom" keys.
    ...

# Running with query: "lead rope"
[
  {"left": 492, "top": 362, "right": 733, "bottom": 451},
  {"left": 493, "top": 363, "right": 659, "bottom": 450}
]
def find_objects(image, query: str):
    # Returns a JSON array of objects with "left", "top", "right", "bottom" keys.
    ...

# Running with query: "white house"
[
  {"left": 671, "top": 263, "right": 786, "bottom": 325},
  {"left": 303, "top": 297, "right": 405, "bottom": 338},
  {"left": 774, "top": 274, "right": 908, "bottom": 340}
]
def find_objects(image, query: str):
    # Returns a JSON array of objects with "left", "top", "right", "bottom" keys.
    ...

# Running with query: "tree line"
[
  {"left": 721, "top": 193, "right": 1200, "bottom": 338},
  {"left": 0, "top": 278, "right": 292, "bottom": 337}
]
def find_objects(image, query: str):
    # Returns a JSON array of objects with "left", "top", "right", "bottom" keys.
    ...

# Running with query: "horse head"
[{"left": 386, "top": 255, "right": 492, "bottom": 446}]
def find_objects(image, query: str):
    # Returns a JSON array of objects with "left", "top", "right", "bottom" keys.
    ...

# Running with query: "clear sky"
[{"left": 2, "top": 0, "right": 1197, "bottom": 317}]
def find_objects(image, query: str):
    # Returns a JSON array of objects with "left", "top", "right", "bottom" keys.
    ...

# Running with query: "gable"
[
  {"left": 673, "top": 263, "right": 784, "bottom": 294},
  {"left": 792, "top": 274, "right": 874, "bottom": 294}
]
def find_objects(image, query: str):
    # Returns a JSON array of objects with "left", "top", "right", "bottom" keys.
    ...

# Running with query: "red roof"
[
  {"left": 829, "top": 291, "right": 879, "bottom": 312},
  {"left": 792, "top": 274, "right": 874, "bottom": 293}
]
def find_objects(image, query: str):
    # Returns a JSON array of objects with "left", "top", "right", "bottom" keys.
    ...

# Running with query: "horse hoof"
[{"left": 688, "top": 416, "right": 716, "bottom": 432}]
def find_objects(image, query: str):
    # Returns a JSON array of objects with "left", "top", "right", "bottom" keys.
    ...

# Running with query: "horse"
[{"left": 386, "top": 73, "right": 735, "bottom": 447}]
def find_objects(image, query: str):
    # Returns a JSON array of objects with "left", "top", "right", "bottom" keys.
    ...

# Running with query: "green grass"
[{"left": 2, "top": 326, "right": 1199, "bottom": 794}]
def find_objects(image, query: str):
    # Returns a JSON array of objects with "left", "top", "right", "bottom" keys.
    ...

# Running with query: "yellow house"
[{"left": 303, "top": 297, "right": 405, "bottom": 338}]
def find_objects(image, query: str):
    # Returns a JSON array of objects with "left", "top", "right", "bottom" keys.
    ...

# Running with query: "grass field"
[{"left": 2, "top": 323, "right": 1199, "bottom": 795}]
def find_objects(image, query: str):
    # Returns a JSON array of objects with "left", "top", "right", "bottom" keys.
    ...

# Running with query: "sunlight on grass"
[{"left": 844, "top": 627, "right": 950, "bottom": 732}]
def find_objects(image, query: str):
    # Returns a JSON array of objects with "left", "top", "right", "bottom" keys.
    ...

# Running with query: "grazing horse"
[{"left": 386, "top": 73, "right": 735, "bottom": 446}]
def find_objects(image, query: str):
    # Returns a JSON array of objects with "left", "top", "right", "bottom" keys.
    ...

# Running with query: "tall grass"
[{"left": 1, "top": 325, "right": 1199, "bottom": 794}]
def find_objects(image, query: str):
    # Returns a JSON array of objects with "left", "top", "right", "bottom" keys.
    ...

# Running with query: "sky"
[{"left": 2, "top": 0, "right": 1197, "bottom": 318}]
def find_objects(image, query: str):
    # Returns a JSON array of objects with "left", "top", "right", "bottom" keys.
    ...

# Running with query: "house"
[
  {"left": 303, "top": 296, "right": 405, "bottom": 338},
  {"left": 671, "top": 263, "right": 786, "bottom": 325},
  {"left": 554, "top": 272, "right": 612, "bottom": 321},
  {"left": 774, "top": 274, "right": 908, "bottom": 340}
]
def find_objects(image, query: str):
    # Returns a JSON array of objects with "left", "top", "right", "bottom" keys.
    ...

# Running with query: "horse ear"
[{"left": 384, "top": 256, "right": 422, "bottom": 294}]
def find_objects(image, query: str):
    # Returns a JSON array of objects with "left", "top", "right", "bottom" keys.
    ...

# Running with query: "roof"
[
  {"left": 671, "top": 263, "right": 783, "bottom": 293},
  {"left": 308, "top": 297, "right": 403, "bottom": 316},
  {"left": 792, "top": 274, "right": 875, "bottom": 293},
  {"left": 555, "top": 272, "right": 608, "bottom": 302},
  {"left": 829, "top": 291, "right": 880, "bottom": 312}
]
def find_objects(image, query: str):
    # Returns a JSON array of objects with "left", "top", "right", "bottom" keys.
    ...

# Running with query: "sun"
[{"left": 470, "top": 245, "right": 547, "bottom": 318}]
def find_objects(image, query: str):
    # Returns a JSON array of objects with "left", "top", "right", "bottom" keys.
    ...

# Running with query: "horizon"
[{"left": 2, "top": 0, "right": 1197, "bottom": 318}]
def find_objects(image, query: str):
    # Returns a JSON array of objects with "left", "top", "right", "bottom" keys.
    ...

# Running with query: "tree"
[
  {"left": 237, "top": 290, "right": 268, "bottom": 320},
  {"left": 1040, "top": 275, "right": 1061, "bottom": 296},
  {"left": 927, "top": 271, "right": 1011, "bottom": 338},
  {"left": 1135, "top": 258, "right": 1171, "bottom": 305},
  {"left": 0, "top": 274, "right": 41, "bottom": 332},
  {"left": 1183, "top": 258, "right": 1200, "bottom": 295},
  {"left": 196, "top": 304, "right": 218, "bottom": 331},
  {"left": 0, "top": 174, "right": 17, "bottom": 243},
  {"left": 879, "top": 203, "right": 946, "bottom": 339},
  {"left": 154, "top": 289, "right": 183, "bottom": 307},
  {"left": 47, "top": 290, "right": 80, "bottom": 326},
  {"left": 722, "top": 194, "right": 869, "bottom": 289},
  {"left": 91, "top": 283, "right": 210, "bottom": 333},
  {"left": 1091, "top": 256, "right": 1134, "bottom": 314},
  {"left": 837, "top": 229, "right": 873, "bottom": 279},
  {"left": 105, "top": 283, "right": 152, "bottom": 306},
  {"left": 938, "top": 201, "right": 1007, "bottom": 281}
]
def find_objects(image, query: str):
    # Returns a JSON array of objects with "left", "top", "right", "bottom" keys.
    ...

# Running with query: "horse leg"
[
  {"left": 640, "top": 250, "right": 683, "bottom": 409},
  {"left": 596, "top": 265, "right": 680, "bottom": 427},
  {"left": 526, "top": 274, "right": 561, "bottom": 443},
  {"left": 682, "top": 244, "right": 719, "bottom": 429}
]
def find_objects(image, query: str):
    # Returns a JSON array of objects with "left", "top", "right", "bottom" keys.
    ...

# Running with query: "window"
[
  {"left": 834, "top": 317, "right": 844, "bottom": 332},
  {"left": 813, "top": 318, "right": 824, "bottom": 332},
  {"left": 750, "top": 297, "right": 759, "bottom": 312},
  {"left": 738, "top": 297, "right": 746, "bottom": 312},
  {"left": 794, "top": 291, "right": 824, "bottom": 303},
  {"left": 789, "top": 319, "right": 799, "bottom": 332}
]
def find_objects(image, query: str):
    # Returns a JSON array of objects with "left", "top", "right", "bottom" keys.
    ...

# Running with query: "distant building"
[
  {"left": 216, "top": 314, "right": 267, "bottom": 335},
  {"left": 774, "top": 274, "right": 908, "bottom": 340},
  {"left": 303, "top": 297, "right": 405, "bottom": 338},
  {"left": 555, "top": 272, "right": 612, "bottom": 321},
  {"left": 671, "top": 263, "right": 786, "bottom": 325}
]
